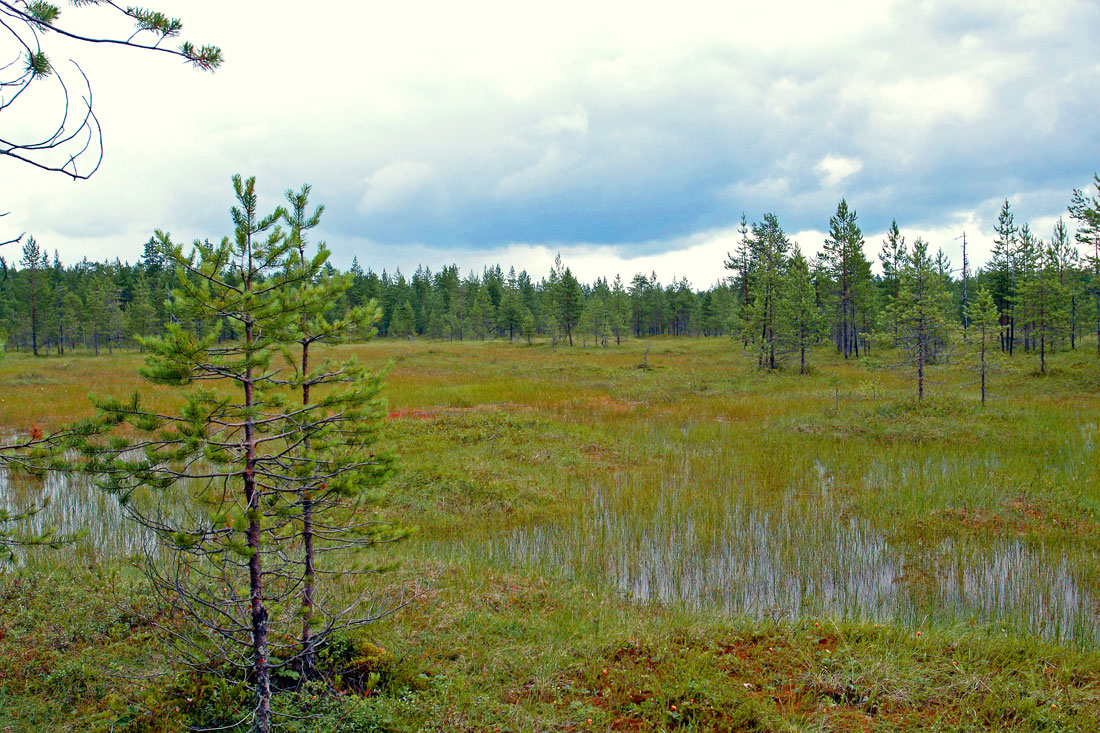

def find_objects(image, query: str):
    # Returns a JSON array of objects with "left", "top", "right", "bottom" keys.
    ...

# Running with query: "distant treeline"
[{"left": 2, "top": 191, "right": 1099, "bottom": 365}]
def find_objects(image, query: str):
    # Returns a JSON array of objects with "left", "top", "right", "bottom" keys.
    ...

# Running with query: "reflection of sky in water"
[
  {"left": 5, "top": 427, "right": 1099, "bottom": 647},
  {"left": 487, "top": 447, "right": 1100, "bottom": 648},
  {"left": 1, "top": 460, "right": 212, "bottom": 564},
  {"left": 2, "top": 467, "right": 151, "bottom": 560}
]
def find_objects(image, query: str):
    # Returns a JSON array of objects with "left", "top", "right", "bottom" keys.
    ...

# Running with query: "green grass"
[{"left": 3, "top": 337, "right": 1100, "bottom": 730}]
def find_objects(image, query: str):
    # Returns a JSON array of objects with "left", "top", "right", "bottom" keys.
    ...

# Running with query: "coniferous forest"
[{"left": 4, "top": 188, "right": 1099, "bottom": 373}]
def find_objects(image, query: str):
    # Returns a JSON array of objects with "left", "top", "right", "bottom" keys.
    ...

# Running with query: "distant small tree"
[
  {"left": 879, "top": 220, "right": 907, "bottom": 346},
  {"left": 741, "top": 213, "right": 789, "bottom": 369},
  {"left": 498, "top": 287, "right": 522, "bottom": 340},
  {"left": 520, "top": 308, "right": 536, "bottom": 344},
  {"left": 608, "top": 274, "right": 630, "bottom": 345},
  {"left": 822, "top": 199, "right": 873, "bottom": 358},
  {"left": 897, "top": 238, "right": 951, "bottom": 401},
  {"left": 545, "top": 313, "right": 560, "bottom": 347},
  {"left": 1016, "top": 229, "right": 1069, "bottom": 374},
  {"left": 389, "top": 299, "right": 416, "bottom": 339},
  {"left": 18, "top": 236, "right": 44, "bottom": 355},
  {"left": 779, "top": 247, "right": 824, "bottom": 374},
  {"left": 1068, "top": 174, "right": 1100, "bottom": 355},
  {"left": 579, "top": 296, "right": 610, "bottom": 347},
  {"left": 126, "top": 273, "right": 159, "bottom": 349},
  {"left": 551, "top": 255, "right": 583, "bottom": 346},
  {"left": 966, "top": 286, "right": 998, "bottom": 405},
  {"left": 990, "top": 200, "right": 1021, "bottom": 354}
]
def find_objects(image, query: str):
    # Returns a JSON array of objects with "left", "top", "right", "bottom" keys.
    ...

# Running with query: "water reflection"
[
  {"left": 0, "top": 462, "right": 188, "bottom": 563},
  {"left": 488, "top": 445, "right": 1100, "bottom": 647}
]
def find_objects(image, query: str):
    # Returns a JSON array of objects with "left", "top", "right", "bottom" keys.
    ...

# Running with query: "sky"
[{"left": 1, "top": 0, "right": 1098, "bottom": 287}]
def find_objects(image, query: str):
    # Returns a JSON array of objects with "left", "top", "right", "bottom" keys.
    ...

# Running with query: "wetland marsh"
[{"left": 4, "top": 338, "right": 1100, "bottom": 730}]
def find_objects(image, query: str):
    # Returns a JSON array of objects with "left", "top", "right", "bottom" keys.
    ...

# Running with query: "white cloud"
[
  {"left": 357, "top": 161, "right": 434, "bottom": 215},
  {"left": 815, "top": 156, "right": 863, "bottom": 189}
]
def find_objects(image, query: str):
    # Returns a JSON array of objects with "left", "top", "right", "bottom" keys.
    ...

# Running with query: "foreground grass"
[{"left": 3, "top": 338, "right": 1100, "bottom": 730}]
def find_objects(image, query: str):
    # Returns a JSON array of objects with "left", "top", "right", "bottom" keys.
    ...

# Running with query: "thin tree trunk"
[
  {"left": 1071, "top": 296, "right": 1076, "bottom": 350},
  {"left": 980, "top": 331, "right": 987, "bottom": 406},
  {"left": 300, "top": 338, "right": 316, "bottom": 674},
  {"left": 244, "top": 251, "right": 271, "bottom": 733}
]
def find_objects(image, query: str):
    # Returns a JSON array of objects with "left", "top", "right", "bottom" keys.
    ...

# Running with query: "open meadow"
[{"left": 3, "top": 337, "right": 1100, "bottom": 731}]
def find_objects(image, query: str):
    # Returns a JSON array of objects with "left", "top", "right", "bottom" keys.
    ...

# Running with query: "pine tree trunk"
[
  {"left": 243, "top": 270, "right": 271, "bottom": 732},
  {"left": 980, "top": 332, "right": 987, "bottom": 406},
  {"left": 918, "top": 353, "right": 924, "bottom": 402},
  {"left": 300, "top": 339, "right": 316, "bottom": 674},
  {"left": 1071, "top": 296, "right": 1076, "bottom": 350}
]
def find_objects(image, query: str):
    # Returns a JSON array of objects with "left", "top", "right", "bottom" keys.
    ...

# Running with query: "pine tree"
[
  {"left": 551, "top": 254, "right": 583, "bottom": 346},
  {"left": 741, "top": 213, "right": 789, "bottom": 369},
  {"left": 389, "top": 299, "right": 415, "bottom": 339},
  {"left": 1068, "top": 174, "right": 1100, "bottom": 355},
  {"left": 1048, "top": 217, "right": 1080, "bottom": 349},
  {"left": 126, "top": 272, "right": 159, "bottom": 350},
  {"left": 897, "top": 238, "right": 951, "bottom": 401},
  {"left": 520, "top": 308, "right": 536, "bottom": 344},
  {"left": 69, "top": 176, "right": 398, "bottom": 732},
  {"left": 18, "top": 237, "right": 44, "bottom": 355},
  {"left": 966, "top": 287, "right": 998, "bottom": 405},
  {"left": 822, "top": 199, "right": 872, "bottom": 358},
  {"left": 498, "top": 285, "right": 522, "bottom": 341},
  {"left": 779, "top": 247, "right": 825, "bottom": 374},
  {"left": 725, "top": 214, "right": 753, "bottom": 343},
  {"left": 608, "top": 274, "right": 631, "bottom": 345},
  {"left": 280, "top": 183, "right": 394, "bottom": 674},
  {"left": 579, "top": 295, "right": 611, "bottom": 347},
  {"left": 879, "top": 220, "right": 907, "bottom": 346},
  {"left": 468, "top": 286, "right": 492, "bottom": 340},
  {"left": 990, "top": 199, "right": 1018, "bottom": 353}
]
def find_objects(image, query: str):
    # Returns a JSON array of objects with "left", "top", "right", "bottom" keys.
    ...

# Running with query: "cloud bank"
[{"left": 0, "top": 0, "right": 1096, "bottom": 281}]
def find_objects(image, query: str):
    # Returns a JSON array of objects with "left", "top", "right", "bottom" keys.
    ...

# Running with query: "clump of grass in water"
[{"left": 489, "top": 420, "right": 1100, "bottom": 648}]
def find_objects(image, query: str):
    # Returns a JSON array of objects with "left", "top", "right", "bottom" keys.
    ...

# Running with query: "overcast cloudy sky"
[{"left": 2, "top": 0, "right": 1098, "bottom": 286}]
